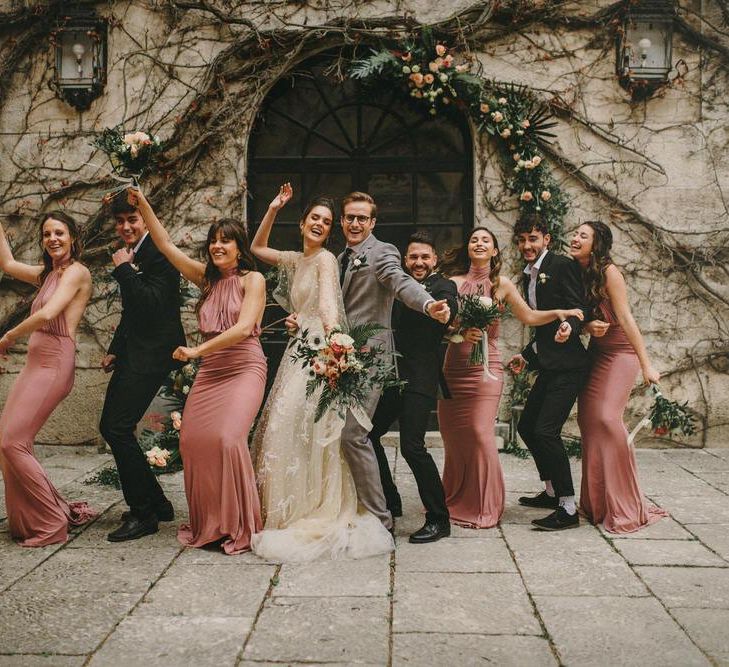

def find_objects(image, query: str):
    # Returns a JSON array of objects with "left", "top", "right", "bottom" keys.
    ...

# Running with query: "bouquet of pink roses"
[
  {"left": 292, "top": 323, "right": 398, "bottom": 423},
  {"left": 448, "top": 293, "right": 505, "bottom": 368}
]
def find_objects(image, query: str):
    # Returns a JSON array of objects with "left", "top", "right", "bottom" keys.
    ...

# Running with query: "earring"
[{"left": 237, "top": 253, "right": 242, "bottom": 260}]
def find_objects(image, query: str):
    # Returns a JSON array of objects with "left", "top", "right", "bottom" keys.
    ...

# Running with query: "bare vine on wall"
[{"left": 0, "top": 0, "right": 728, "bottom": 443}]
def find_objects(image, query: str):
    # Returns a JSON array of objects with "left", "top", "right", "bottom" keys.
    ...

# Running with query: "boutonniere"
[
  {"left": 538, "top": 272, "right": 550, "bottom": 285},
  {"left": 351, "top": 253, "right": 369, "bottom": 272}
]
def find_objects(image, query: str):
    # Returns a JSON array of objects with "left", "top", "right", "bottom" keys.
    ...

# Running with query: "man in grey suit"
[
  {"left": 337, "top": 192, "right": 451, "bottom": 531},
  {"left": 286, "top": 192, "right": 450, "bottom": 531}
]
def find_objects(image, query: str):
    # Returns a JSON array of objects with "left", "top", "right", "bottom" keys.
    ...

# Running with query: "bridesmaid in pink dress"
[
  {"left": 571, "top": 221, "right": 667, "bottom": 533},
  {"left": 438, "top": 227, "right": 584, "bottom": 528},
  {"left": 0, "top": 212, "right": 96, "bottom": 546},
  {"left": 130, "top": 189, "right": 266, "bottom": 554}
]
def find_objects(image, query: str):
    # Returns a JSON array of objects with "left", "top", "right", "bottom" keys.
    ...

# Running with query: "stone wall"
[{"left": 0, "top": 0, "right": 727, "bottom": 446}]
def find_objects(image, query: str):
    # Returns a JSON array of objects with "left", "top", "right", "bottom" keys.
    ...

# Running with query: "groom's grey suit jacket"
[{"left": 339, "top": 233, "right": 433, "bottom": 359}]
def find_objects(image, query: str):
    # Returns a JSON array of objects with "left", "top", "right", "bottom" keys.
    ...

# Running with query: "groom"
[
  {"left": 99, "top": 191, "right": 186, "bottom": 542},
  {"left": 286, "top": 192, "right": 451, "bottom": 531},
  {"left": 510, "top": 214, "right": 587, "bottom": 531}
]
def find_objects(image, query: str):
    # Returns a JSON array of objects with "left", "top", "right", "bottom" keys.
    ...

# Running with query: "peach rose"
[
  {"left": 435, "top": 44, "right": 447, "bottom": 57},
  {"left": 500, "top": 128, "right": 511, "bottom": 139},
  {"left": 410, "top": 72, "right": 424, "bottom": 87},
  {"left": 424, "top": 73, "right": 435, "bottom": 84},
  {"left": 520, "top": 191, "right": 534, "bottom": 202},
  {"left": 541, "top": 190, "right": 552, "bottom": 201},
  {"left": 480, "top": 103, "right": 490, "bottom": 114}
]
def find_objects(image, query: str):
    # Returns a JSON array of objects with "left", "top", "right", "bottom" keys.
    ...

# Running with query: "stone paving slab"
[
  {"left": 274, "top": 554, "right": 390, "bottom": 597},
  {"left": 614, "top": 538, "right": 728, "bottom": 567},
  {"left": 0, "top": 657, "right": 85, "bottom": 667},
  {"left": 600, "top": 516, "right": 692, "bottom": 540},
  {"left": 636, "top": 566, "right": 729, "bottom": 609},
  {"left": 89, "top": 616, "right": 252, "bottom": 667},
  {"left": 685, "top": 523, "right": 729, "bottom": 560},
  {"left": 661, "top": 450, "right": 729, "bottom": 472},
  {"left": 393, "top": 572, "right": 542, "bottom": 635},
  {"left": 652, "top": 495, "right": 729, "bottom": 524},
  {"left": 671, "top": 607, "right": 729, "bottom": 665},
  {"left": 134, "top": 562, "right": 275, "bottom": 618},
  {"left": 535, "top": 595, "right": 709, "bottom": 666},
  {"left": 395, "top": 535, "right": 516, "bottom": 573},
  {"left": 392, "top": 633, "right": 557, "bottom": 666},
  {"left": 0, "top": 590, "right": 139, "bottom": 654},
  {"left": 503, "top": 524, "right": 649, "bottom": 597},
  {"left": 242, "top": 596, "right": 389, "bottom": 664}
]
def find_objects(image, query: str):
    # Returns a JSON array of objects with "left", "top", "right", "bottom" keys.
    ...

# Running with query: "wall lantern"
[
  {"left": 52, "top": 9, "right": 107, "bottom": 112},
  {"left": 616, "top": 0, "right": 675, "bottom": 98}
]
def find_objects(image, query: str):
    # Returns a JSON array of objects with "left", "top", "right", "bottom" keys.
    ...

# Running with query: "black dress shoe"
[
  {"left": 107, "top": 515, "right": 159, "bottom": 542},
  {"left": 121, "top": 499, "right": 174, "bottom": 523},
  {"left": 518, "top": 490, "right": 559, "bottom": 509},
  {"left": 531, "top": 506, "right": 579, "bottom": 531},
  {"left": 408, "top": 521, "right": 451, "bottom": 544}
]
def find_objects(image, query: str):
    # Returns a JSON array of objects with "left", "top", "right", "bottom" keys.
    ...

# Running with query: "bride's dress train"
[{"left": 250, "top": 249, "right": 394, "bottom": 562}]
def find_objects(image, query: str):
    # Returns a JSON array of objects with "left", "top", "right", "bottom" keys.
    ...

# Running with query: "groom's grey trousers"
[{"left": 341, "top": 386, "right": 393, "bottom": 530}]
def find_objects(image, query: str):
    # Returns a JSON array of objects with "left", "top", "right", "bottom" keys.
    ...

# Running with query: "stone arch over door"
[{"left": 247, "top": 53, "right": 474, "bottom": 383}]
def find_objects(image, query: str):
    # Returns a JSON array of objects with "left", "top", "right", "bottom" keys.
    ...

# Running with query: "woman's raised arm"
[
  {"left": 0, "top": 221, "right": 43, "bottom": 286},
  {"left": 251, "top": 183, "right": 293, "bottom": 267},
  {"left": 127, "top": 188, "right": 206, "bottom": 287}
]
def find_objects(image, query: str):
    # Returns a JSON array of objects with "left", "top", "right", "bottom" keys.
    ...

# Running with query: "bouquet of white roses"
[
  {"left": 448, "top": 293, "right": 505, "bottom": 371},
  {"left": 291, "top": 323, "right": 398, "bottom": 424},
  {"left": 92, "top": 126, "right": 164, "bottom": 184}
]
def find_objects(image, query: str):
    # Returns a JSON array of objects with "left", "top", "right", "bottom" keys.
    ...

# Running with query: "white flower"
[
  {"left": 498, "top": 97, "right": 507, "bottom": 105},
  {"left": 449, "top": 333, "right": 465, "bottom": 343},
  {"left": 182, "top": 385, "right": 190, "bottom": 394},
  {"left": 439, "top": 73, "right": 449, "bottom": 83},
  {"left": 539, "top": 272, "right": 549, "bottom": 284},
  {"left": 329, "top": 332, "right": 355, "bottom": 348},
  {"left": 411, "top": 65, "right": 420, "bottom": 73},
  {"left": 352, "top": 258, "right": 362, "bottom": 267},
  {"left": 479, "top": 295, "right": 493, "bottom": 307},
  {"left": 402, "top": 66, "right": 411, "bottom": 74}
]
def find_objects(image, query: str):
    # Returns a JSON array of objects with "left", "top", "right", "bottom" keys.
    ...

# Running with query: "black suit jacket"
[
  {"left": 107, "top": 235, "right": 186, "bottom": 375},
  {"left": 393, "top": 272, "right": 458, "bottom": 399},
  {"left": 521, "top": 251, "right": 587, "bottom": 371}
]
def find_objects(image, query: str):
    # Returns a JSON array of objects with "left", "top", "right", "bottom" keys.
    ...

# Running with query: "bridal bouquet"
[
  {"left": 292, "top": 323, "right": 397, "bottom": 424},
  {"left": 92, "top": 126, "right": 164, "bottom": 185},
  {"left": 448, "top": 293, "right": 505, "bottom": 376},
  {"left": 628, "top": 384, "right": 697, "bottom": 445}
]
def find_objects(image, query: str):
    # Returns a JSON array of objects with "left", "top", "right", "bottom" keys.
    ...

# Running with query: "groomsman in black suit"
[
  {"left": 100, "top": 192, "right": 186, "bottom": 542},
  {"left": 509, "top": 214, "right": 587, "bottom": 531},
  {"left": 369, "top": 230, "right": 458, "bottom": 543}
]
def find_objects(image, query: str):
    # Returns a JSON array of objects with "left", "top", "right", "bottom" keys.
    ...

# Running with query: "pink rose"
[
  {"left": 531, "top": 155, "right": 542, "bottom": 166},
  {"left": 521, "top": 119, "right": 531, "bottom": 129},
  {"left": 520, "top": 191, "right": 534, "bottom": 202},
  {"left": 500, "top": 128, "right": 511, "bottom": 139},
  {"left": 541, "top": 190, "right": 552, "bottom": 201},
  {"left": 424, "top": 73, "right": 435, "bottom": 84},
  {"left": 491, "top": 111, "right": 503, "bottom": 123},
  {"left": 428, "top": 61, "right": 440, "bottom": 73},
  {"left": 443, "top": 54, "right": 454, "bottom": 68}
]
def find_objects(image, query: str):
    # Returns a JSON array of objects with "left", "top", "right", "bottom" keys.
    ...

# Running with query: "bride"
[{"left": 249, "top": 183, "right": 394, "bottom": 562}]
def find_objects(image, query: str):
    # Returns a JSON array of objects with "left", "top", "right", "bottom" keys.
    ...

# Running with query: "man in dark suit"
[
  {"left": 369, "top": 230, "right": 458, "bottom": 544},
  {"left": 100, "top": 192, "right": 186, "bottom": 542},
  {"left": 509, "top": 214, "right": 587, "bottom": 531}
]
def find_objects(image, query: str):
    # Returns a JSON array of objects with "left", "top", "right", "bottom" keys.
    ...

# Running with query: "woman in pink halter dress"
[
  {"left": 130, "top": 189, "right": 266, "bottom": 554},
  {"left": 0, "top": 212, "right": 96, "bottom": 546},
  {"left": 571, "top": 221, "right": 667, "bottom": 533},
  {"left": 438, "top": 227, "right": 584, "bottom": 528}
]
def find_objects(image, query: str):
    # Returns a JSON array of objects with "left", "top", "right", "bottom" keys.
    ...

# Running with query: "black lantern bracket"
[{"left": 50, "top": 8, "right": 108, "bottom": 112}]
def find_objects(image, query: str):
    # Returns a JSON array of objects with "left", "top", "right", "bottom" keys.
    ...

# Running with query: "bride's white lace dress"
[{"left": 250, "top": 248, "right": 394, "bottom": 562}]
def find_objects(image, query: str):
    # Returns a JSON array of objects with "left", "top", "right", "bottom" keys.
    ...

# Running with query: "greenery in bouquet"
[
  {"left": 92, "top": 126, "right": 164, "bottom": 183},
  {"left": 448, "top": 293, "right": 505, "bottom": 366},
  {"left": 138, "top": 411, "right": 184, "bottom": 474},
  {"left": 292, "top": 323, "right": 399, "bottom": 422},
  {"left": 648, "top": 385, "right": 697, "bottom": 438}
]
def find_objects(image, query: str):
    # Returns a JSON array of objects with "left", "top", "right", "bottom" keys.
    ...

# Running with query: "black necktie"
[{"left": 340, "top": 247, "right": 353, "bottom": 286}]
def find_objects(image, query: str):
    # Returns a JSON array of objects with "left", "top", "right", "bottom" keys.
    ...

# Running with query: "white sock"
[
  {"left": 544, "top": 480, "right": 555, "bottom": 497},
  {"left": 559, "top": 496, "right": 576, "bottom": 515}
]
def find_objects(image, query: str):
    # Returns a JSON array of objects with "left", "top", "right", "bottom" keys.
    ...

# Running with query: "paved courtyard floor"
[{"left": 1, "top": 443, "right": 729, "bottom": 666}]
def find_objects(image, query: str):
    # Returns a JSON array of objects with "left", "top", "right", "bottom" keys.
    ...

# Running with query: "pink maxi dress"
[
  {"left": 177, "top": 270, "right": 266, "bottom": 554},
  {"left": 577, "top": 299, "right": 668, "bottom": 533},
  {"left": 0, "top": 264, "right": 96, "bottom": 546},
  {"left": 438, "top": 266, "right": 505, "bottom": 528}
]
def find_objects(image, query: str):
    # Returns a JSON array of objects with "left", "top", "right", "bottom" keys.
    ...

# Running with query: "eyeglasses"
[{"left": 342, "top": 214, "right": 371, "bottom": 224}]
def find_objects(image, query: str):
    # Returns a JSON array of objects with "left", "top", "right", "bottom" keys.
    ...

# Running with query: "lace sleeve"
[
  {"left": 272, "top": 250, "right": 301, "bottom": 313},
  {"left": 317, "top": 250, "right": 347, "bottom": 332}
]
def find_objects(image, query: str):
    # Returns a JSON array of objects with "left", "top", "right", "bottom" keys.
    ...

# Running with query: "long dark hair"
[
  {"left": 440, "top": 226, "right": 502, "bottom": 294},
  {"left": 196, "top": 218, "right": 256, "bottom": 314},
  {"left": 38, "top": 211, "right": 83, "bottom": 284},
  {"left": 579, "top": 220, "right": 614, "bottom": 319},
  {"left": 300, "top": 196, "right": 336, "bottom": 247}
]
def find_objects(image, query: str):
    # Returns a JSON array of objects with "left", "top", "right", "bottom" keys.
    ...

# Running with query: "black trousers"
[
  {"left": 99, "top": 364, "right": 170, "bottom": 519},
  {"left": 517, "top": 368, "right": 586, "bottom": 498},
  {"left": 369, "top": 386, "right": 449, "bottom": 523}
]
